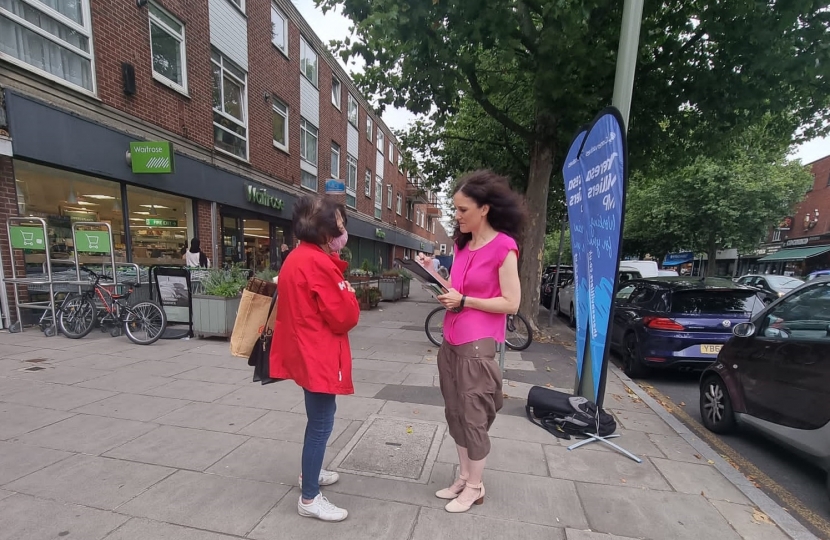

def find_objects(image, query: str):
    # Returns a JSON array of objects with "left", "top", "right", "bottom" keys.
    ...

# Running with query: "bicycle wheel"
[
  {"left": 505, "top": 313, "right": 533, "bottom": 351},
  {"left": 58, "top": 294, "right": 97, "bottom": 339},
  {"left": 424, "top": 306, "right": 446, "bottom": 347},
  {"left": 123, "top": 301, "right": 167, "bottom": 345}
]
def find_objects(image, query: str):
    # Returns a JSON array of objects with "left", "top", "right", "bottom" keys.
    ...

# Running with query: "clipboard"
[{"left": 395, "top": 258, "right": 451, "bottom": 298}]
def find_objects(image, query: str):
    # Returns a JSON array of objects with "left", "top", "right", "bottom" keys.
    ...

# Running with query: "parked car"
[
  {"left": 620, "top": 260, "right": 659, "bottom": 278},
  {"left": 611, "top": 277, "right": 765, "bottom": 378},
  {"left": 541, "top": 271, "right": 573, "bottom": 310},
  {"left": 556, "top": 268, "right": 642, "bottom": 326},
  {"left": 807, "top": 269, "right": 830, "bottom": 281},
  {"left": 699, "top": 277, "right": 830, "bottom": 496},
  {"left": 735, "top": 274, "right": 803, "bottom": 304},
  {"left": 658, "top": 269, "right": 679, "bottom": 276}
]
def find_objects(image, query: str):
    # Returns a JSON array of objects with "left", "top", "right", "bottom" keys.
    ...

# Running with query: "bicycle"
[
  {"left": 424, "top": 306, "right": 533, "bottom": 351},
  {"left": 57, "top": 267, "right": 167, "bottom": 345}
]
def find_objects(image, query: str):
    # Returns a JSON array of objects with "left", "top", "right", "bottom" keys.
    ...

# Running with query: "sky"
[{"left": 293, "top": 0, "right": 828, "bottom": 164}]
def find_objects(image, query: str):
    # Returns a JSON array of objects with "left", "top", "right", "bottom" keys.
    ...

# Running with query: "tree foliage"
[{"left": 318, "top": 0, "right": 830, "bottom": 321}]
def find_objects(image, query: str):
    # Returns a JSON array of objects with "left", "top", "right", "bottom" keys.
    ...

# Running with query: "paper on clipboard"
[{"left": 395, "top": 258, "right": 451, "bottom": 298}]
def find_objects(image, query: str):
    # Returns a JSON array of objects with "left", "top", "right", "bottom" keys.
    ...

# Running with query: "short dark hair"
[
  {"left": 293, "top": 195, "right": 347, "bottom": 245},
  {"left": 452, "top": 170, "right": 526, "bottom": 250}
]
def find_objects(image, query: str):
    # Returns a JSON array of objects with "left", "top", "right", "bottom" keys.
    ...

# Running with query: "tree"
[
  {"left": 624, "top": 123, "right": 814, "bottom": 275},
  {"left": 318, "top": 0, "right": 830, "bottom": 324}
]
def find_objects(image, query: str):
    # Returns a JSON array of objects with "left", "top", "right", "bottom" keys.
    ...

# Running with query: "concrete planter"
[
  {"left": 192, "top": 294, "right": 241, "bottom": 338},
  {"left": 379, "top": 277, "right": 403, "bottom": 301}
]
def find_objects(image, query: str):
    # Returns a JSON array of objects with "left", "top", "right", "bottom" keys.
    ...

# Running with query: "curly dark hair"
[
  {"left": 293, "top": 195, "right": 347, "bottom": 246},
  {"left": 452, "top": 170, "right": 526, "bottom": 250}
]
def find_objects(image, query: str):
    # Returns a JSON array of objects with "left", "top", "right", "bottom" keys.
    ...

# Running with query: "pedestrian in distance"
[
  {"left": 268, "top": 194, "right": 359, "bottom": 522},
  {"left": 183, "top": 238, "right": 209, "bottom": 268},
  {"left": 434, "top": 170, "right": 525, "bottom": 513}
]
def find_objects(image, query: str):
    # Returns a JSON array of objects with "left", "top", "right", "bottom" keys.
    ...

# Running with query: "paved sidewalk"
[{"left": 0, "top": 286, "right": 814, "bottom": 540}]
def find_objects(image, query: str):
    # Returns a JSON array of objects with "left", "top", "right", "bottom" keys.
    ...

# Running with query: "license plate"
[{"left": 700, "top": 344, "right": 722, "bottom": 355}]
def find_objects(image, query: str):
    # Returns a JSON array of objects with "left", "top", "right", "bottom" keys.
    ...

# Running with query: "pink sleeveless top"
[{"left": 444, "top": 232, "right": 519, "bottom": 345}]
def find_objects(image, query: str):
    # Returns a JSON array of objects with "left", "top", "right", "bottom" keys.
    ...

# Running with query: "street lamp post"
[{"left": 612, "top": 0, "right": 645, "bottom": 132}]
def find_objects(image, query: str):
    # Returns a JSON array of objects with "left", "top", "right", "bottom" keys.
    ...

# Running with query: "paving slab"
[
  {"left": 249, "top": 489, "right": 419, "bottom": 540},
  {"left": 154, "top": 402, "right": 267, "bottom": 433},
  {"left": 118, "top": 470, "right": 285, "bottom": 536},
  {"left": 120, "top": 359, "right": 198, "bottom": 377},
  {"left": 206, "top": 437, "right": 336, "bottom": 485},
  {"left": 351, "top": 358, "right": 405, "bottom": 372},
  {"left": 367, "top": 350, "right": 425, "bottom": 363},
  {"left": 173, "top": 366, "right": 252, "bottom": 385},
  {"left": 15, "top": 414, "right": 156, "bottom": 454},
  {"left": 544, "top": 445, "right": 671, "bottom": 490},
  {"left": 53, "top": 353, "right": 143, "bottom": 370},
  {"left": 289, "top": 394, "right": 384, "bottom": 421},
  {"left": 2, "top": 382, "right": 116, "bottom": 411},
  {"left": 352, "top": 381, "right": 387, "bottom": 397},
  {"left": 437, "top": 432, "right": 550, "bottom": 477},
  {"left": 351, "top": 368, "right": 408, "bottom": 384},
  {"left": 77, "top": 372, "right": 172, "bottom": 393},
  {"left": 710, "top": 500, "right": 792, "bottom": 540},
  {"left": 102, "top": 518, "right": 240, "bottom": 540},
  {"left": 0, "top": 493, "right": 128, "bottom": 540},
  {"left": 402, "top": 373, "right": 436, "bottom": 386},
  {"left": 217, "top": 383, "right": 305, "bottom": 410},
  {"left": 647, "top": 433, "right": 709, "bottom": 464},
  {"left": 5, "top": 453, "right": 173, "bottom": 510},
  {"left": 143, "top": 379, "right": 239, "bottom": 403},
  {"left": 104, "top": 425, "right": 247, "bottom": 471},
  {"left": 651, "top": 457, "right": 752, "bottom": 503},
  {"left": 0, "top": 440, "right": 72, "bottom": 485},
  {"left": 609, "top": 409, "right": 677, "bottom": 436},
  {"left": 565, "top": 530, "right": 639, "bottom": 540},
  {"left": 72, "top": 393, "right": 190, "bottom": 422},
  {"left": 237, "top": 409, "right": 350, "bottom": 444},
  {"left": 401, "top": 363, "right": 439, "bottom": 375},
  {"left": 412, "top": 508, "right": 565, "bottom": 540},
  {"left": 325, "top": 462, "right": 454, "bottom": 510},
  {"left": 0, "top": 402, "right": 74, "bottom": 439},
  {"left": 560, "top": 428, "right": 665, "bottom": 458},
  {"left": 378, "top": 400, "right": 447, "bottom": 423},
  {"left": 576, "top": 483, "right": 742, "bottom": 540},
  {"left": 4, "top": 364, "right": 111, "bottom": 385},
  {"left": 0, "top": 374, "right": 49, "bottom": 395}
]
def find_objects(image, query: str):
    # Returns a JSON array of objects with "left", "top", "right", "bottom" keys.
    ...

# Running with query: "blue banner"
[
  {"left": 562, "top": 108, "right": 627, "bottom": 407},
  {"left": 325, "top": 179, "right": 346, "bottom": 194}
]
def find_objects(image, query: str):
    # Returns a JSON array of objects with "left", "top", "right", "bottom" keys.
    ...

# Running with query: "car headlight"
[{"left": 778, "top": 291, "right": 785, "bottom": 297}]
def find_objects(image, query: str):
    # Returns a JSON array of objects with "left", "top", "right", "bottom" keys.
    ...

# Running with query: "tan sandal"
[
  {"left": 435, "top": 475, "right": 468, "bottom": 500},
  {"left": 444, "top": 482, "right": 485, "bottom": 513}
]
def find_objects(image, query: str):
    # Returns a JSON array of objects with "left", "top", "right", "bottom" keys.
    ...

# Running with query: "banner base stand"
[{"left": 567, "top": 433, "right": 642, "bottom": 463}]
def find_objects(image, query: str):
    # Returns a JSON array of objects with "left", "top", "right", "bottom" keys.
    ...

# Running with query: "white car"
[
  {"left": 657, "top": 269, "right": 679, "bottom": 276},
  {"left": 557, "top": 268, "right": 643, "bottom": 327}
]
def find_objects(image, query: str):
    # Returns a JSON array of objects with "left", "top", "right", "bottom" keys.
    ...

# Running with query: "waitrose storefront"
[{"left": 3, "top": 90, "right": 431, "bottom": 277}]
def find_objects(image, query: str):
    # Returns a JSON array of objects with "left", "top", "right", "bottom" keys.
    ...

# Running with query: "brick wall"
[
  {"left": 0, "top": 155, "right": 27, "bottom": 318},
  {"left": 767, "top": 155, "right": 830, "bottom": 243},
  {"left": 195, "top": 199, "right": 216, "bottom": 263}
]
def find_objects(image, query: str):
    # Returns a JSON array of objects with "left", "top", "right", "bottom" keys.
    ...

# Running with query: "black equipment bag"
[
  {"left": 525, "top": 386, "right": 616, "bottom": 440},
  {"left": 247, "top": 291, "right": 282, "bottom": 385}
]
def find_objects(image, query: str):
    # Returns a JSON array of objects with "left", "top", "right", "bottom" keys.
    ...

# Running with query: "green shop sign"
[
  {"left": 246, "top": 185, "right": 285, "bottom": 211},
  {"left": 75, "top": 231, "right": 112, "bottom": 253},
  {"left": 145, "top": 219, "right": 178, "bottom": 227},
  {"left": 130, "top": 141, "right": 174, "bottom": 174},
  {"left": 375, "top": 228, "right": 386, "bottom": 239},
  {"left": 10, "top": 226, "right": 46, "bottom": 250}
]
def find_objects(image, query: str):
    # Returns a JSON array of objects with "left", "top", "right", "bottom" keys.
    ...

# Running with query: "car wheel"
[
  {"left": 622, "top": 332, "right": 650, "bottom": 379},
  {"left": 569, "top": 303, "right": 575, "bottom": 327},
  {"left": 700, "top": 375, "right": 736, "bottom": 434}
]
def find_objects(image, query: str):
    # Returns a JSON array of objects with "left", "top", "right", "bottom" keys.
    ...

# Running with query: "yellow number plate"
[{"left": 701, "top": 344, "right": 722, "bottom": 355}]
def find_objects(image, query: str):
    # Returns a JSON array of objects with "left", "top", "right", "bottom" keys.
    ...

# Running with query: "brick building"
[
  {"left": 741, "top": 154, "right": 830, "bottom": 277},
  {"left": 0, "top": 0, "right": 440, "bottom": 322}
]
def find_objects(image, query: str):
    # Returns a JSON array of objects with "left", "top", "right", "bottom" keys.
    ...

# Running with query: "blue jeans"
[{"left": 301, "top": 389, "right": 337, "bottom": 500}]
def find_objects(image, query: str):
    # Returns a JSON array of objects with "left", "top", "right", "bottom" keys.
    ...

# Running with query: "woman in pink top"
[{"left": 434, "top": 170, "right": 525, "bottom": 513}]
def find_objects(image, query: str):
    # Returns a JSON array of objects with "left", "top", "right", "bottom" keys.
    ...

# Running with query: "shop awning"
[
  {"left": 662, "top": 252, "right": 694, "bottom": 266},
  {"left": 757, "top": 246, "right": 830, "bottom": 262}
]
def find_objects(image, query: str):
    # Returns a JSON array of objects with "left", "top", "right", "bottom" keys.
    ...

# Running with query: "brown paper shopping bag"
[{"left": 230, "top": 279, "right": 278, "bottom": 358}]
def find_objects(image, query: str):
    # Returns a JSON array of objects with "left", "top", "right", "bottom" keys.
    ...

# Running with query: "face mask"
[{"left": 328, "top": 230, "right": 348, "bottom": 252}]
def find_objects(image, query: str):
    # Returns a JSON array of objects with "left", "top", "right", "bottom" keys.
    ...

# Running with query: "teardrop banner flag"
[{"left": 562, "top": 107, "right": 628, "bottom": 409}]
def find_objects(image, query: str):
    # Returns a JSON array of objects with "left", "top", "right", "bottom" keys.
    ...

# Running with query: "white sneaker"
[
  {"left": 299, "top": 469, "right": 340, "bottom": 487},
  {"left": 297, "top": 493, "right": 348, "bottom": 522}
]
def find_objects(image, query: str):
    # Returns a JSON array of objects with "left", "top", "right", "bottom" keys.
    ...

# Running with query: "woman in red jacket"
[{"left": 269, "top": 195, "right": 359, "bottom": 522}]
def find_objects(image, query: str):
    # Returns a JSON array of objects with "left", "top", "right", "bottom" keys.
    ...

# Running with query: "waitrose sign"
[
  {"left": 130, "top": 141, "right": 174, "bottom": 173},
  {"left": 246, "top": 185, "right": 284, "bottom": 210}
]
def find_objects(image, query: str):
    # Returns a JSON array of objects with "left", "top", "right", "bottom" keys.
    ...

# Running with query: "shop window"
[
  {"left": 377, "top": 130, "right": 385, "bottom": 154},
  {"left": 149, "top": 2, "right": 187, "bottom": 94},
  {"left": 365, "top": 168, "right": 372, "bottom": 197},
  {"left": 301, "top": 170, "right": 317, "bottom": 191},
  {"left": 374, "top": 176, "right": 383, "bottom": 219},
  {"left": 127, "top": 184, "right": 193, "bottom": 269},
  {"left": 270, "top": 3, "right": 287, "bottom": 55},
  {"left": 366, "top": 117, "right": 373, "bottom": 141},
  {"left": 300, "top": 118, "right": 318, "bottom": 165},
  {"left": 300, "top": 37, "right": 318, "bottom": 86},
  {"left": 331, "top": 77, "right": 341, "bottom": 109},
  {"left": 396, "top": 193, "right": 402, "bottom": 215},
  {"left": 346, "top": 155, "right": 357, "bottom": 208},
  {"left": 272, "top": 99, "right": 288, "bottom": 152},
  {"left": 0, "top": 0, "right": 95, "bottom": 93},
  {"left": 211, "top": 50, "right": 248, "bottom": 160},
  {"left": 348, "top": 94, "right": 358, "bottom": 127},
  {"left": 330, "top": 142, "right": 340, "bottom": 179}
]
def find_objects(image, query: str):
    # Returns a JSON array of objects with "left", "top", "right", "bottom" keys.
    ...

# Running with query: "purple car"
[{"left": 611, "top": 277, "right": 766, "bottom": 378}]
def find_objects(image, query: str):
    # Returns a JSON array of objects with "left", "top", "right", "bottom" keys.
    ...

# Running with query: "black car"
[
  {"left": 540, "top": 267, "right": 573, "bottom": 310},
  {"left": 611, "top": 277, "right": 766, "bottom": 377},
  {"left": 735, "top": 274, "right": 804, "bottom": 304}
]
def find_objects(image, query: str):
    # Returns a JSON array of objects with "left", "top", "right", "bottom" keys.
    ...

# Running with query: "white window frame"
[
  {"left": 301, "top": 170, "right": 318, "bottom": 192},
  {"left": 212, "top": 50, "right": 248, "bottom": 160},
  {"left": 772, "top": 229, "right": 782, "bottom": 242},
  {"left": 148, "top": 2, "right": 187, "bottom": 95},
  {"left": 226, "top": 0, "right": 245, "bottom": 15},
  {"left": 331, "top": 77, "right": 341, "bottom": 109},
  {"left": 347, "top": 94, "right": 359, "bottom": 127},
  {"left": 300, "top": 118, "right": 318, "bottom": 166},
  {"left": 331, "top": 142, "right": 341, "bottom": 178},
  {"left": 396, "top": 193, "right": 402, "bottom": 215},
  {"left": 389, "top": 143, "right": 394, "bottom": 163},
  {"left": 0, "top": 0, "right": 97, "bottom": 96},
  {"left": 300, "top": 37, "right": 318, "bottom": 87},
  {"left": 366, "top": 117, "right": 374, "bottom": 141},
  {"left": 387, "top": 184, "right": 393, "bottom": 209},
  {"left": 365, "top": 169, "right": 372, "bottom": 197},
  {"left": 272, "top": 99, "right": 288, "bottom": 152},
  {"left": 375, "top": 176, "right": 383, "bottom": 219},
  {"left": 346, "top": 155, "right": 358, "bottom": 208},
  {"left": 270, "top": 3, "right": 288, "bottom": 56},
  {"left": 377, "top": 130, "right": 385, "bottom": 154}
]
